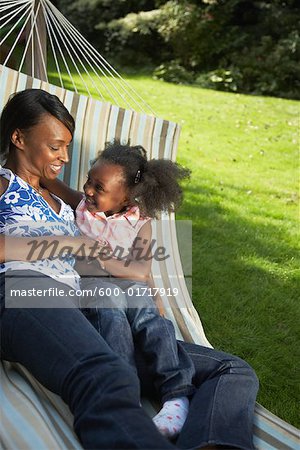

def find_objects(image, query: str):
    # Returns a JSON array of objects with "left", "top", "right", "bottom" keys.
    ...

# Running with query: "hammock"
[{"left": 0, "top": 2, "right": 299, "bottom": 449}]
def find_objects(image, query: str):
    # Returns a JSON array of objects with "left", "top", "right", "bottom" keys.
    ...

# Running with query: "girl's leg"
[
  {"left": 136, "top": 341, "right": 259, "bottom": 450},
  {"left": 125, "top": 283, "right": 195, "bottom": 438},
  {"left": 1, "top": 271, "right": 175, "bottom": 450},
  {"left": 125, "top": 284, "right": 195, "bottom": 402},
  {"left": 80, "top": 277, "right": 136, "bottom": 367}
]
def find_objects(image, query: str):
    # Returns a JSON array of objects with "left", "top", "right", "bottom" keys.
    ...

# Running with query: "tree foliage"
[{"left": 56, "top": 0, "right": 300, "bottom": 99}]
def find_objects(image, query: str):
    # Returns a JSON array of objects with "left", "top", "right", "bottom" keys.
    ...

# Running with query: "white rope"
[
  {"left": 15, "top": 0, "right": 45, "bottom": 79},
  {"left": 51, "top": 4, "right": 148, "bottom": 113},
  {"left": 1, "top": 0, "right": 156, "bottom": 114},
  {"left": 30, "top": 3, "right": 34, "bottom": 76},
  {"left": 0, "top": 0, "right": 29, "bottom": 4},
  {"left": 44, "top": 0, "right": 155, "bottom": 114},
  {"left": 43, "top": 0, "right": 108, "bottom": 102},
  {"left": 0, "top": 0, "right": 29, "bottom": 10},
  {"left": 54, "top": 5, "right": 153, "bottom": 113},
  {"left": 48, "top": 4, "right": 136, "bottom": 108},
  {"left": 1, "top": 3, "right": 32, "bottom": 65},
  {"left": 46, "top": 0, "right": 130, "bottom": 107},
  {"left": 46, "top": 16, "right": 106, "bottom": 101},
  {"left": 42, "top": 1, "right": 92, "bottom": 97},
  {"left": 41, "top": 1, "right": 78, "bottom": 93},
  {"left": 55, "top": 9, "right": 138, "bottom": 109},
  {"left": 0, "top": 2, "right": 28, "bottom": 14},
  {"left": 18, "top": 2, "right": 35, "bottom": 74},
  {"left": 40, "top": 0, "right": 63, "bottom": 88},
  {"left": 44, "top": 0, "right": 122, "bottom": 105},
  {"left": 0, "top": 1, "right": 29, "bottom": 31},
  {"left": 91, "top": 52, "right": 155, "bottom": 115}
]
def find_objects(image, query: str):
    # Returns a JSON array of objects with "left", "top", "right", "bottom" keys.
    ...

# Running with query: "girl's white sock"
[{"left": 152, "top": 396, "right": 189, "bottom": 439}]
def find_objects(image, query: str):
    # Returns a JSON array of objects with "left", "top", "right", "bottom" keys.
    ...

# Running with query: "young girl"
[{"left": 45, "top": 141, "right": 195, "bottom": 439}]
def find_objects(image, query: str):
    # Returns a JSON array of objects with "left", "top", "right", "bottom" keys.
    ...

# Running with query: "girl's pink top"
[{"left": 76, "top": 198, "right": 151, "bottom": 256}]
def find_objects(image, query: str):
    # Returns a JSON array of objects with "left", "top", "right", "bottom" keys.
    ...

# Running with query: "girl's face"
[
  {"left": 83, "top": 161, "right": 129, "bottom": 215},
  {"left": 11, "top": 113, "right": 72, "bottom": 179}
]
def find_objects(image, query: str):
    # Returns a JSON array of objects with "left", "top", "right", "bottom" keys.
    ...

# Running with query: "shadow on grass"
[{"left": 177, "top": 183, "right": 299, "bottom": 426}]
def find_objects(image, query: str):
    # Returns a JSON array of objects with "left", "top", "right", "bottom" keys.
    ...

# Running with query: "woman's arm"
[
  {"left": 0, "top": 234, "right": 104, "bottom": 265},
  {"left": 41, "top": 178, "right": 83, "bottom": 210},
  {"left": 97, "top": 221, "right": 153, "bottom": 282}
]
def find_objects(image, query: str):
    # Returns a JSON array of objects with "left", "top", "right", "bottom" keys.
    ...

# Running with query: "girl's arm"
[
  {"left": 97, "top": 221, "right": 153, "bottom": 282},
  {"left": 0, "top": 176, "right": 9, "bottom": 196},
  {"left": 41, "top": 178, "right": 83, "bottom": 210}
]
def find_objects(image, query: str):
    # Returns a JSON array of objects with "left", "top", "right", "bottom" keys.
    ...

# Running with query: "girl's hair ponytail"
[
  {"left": 94, "top": 140, "right": 190, "bottom": 218},
  {"left": 133, "top": 159, "right": 190, "bottom": 218}
]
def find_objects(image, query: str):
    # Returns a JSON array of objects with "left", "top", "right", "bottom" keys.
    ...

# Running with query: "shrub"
[
  {"left": 153, "top": 60, "right": 194, "bottom": 84},
  {"left": 195, "top": 68, "right": 243, "bottom": 93}
]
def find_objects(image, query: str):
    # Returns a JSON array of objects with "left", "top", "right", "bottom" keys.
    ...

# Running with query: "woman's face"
[
  {"left": 12, "top": 113, "right": 72, "bottom": 179},
  {"left": 83, "top": 161, "right": 129, "bottom": 215}
]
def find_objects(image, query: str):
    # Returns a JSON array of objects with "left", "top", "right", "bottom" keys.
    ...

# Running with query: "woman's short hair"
[{"left": 0, "top": 89, "right": 75, "bottom": 161}]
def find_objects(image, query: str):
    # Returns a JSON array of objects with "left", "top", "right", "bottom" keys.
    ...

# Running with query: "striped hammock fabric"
[{"left": 0, "top": 64, "right": 299, "bottom": 450}]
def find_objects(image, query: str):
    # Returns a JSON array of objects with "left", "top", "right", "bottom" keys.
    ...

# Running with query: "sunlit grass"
[
  {"left": 118, "top": 75, "right": 299, "bottom": 427},
  {"left": 50, "top": 67, "right": 299, "bottom": 427}
]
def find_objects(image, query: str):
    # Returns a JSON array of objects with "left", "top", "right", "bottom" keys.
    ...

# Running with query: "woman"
[{"left": 0, "top": 89, "right": 258, "bottom": 450}]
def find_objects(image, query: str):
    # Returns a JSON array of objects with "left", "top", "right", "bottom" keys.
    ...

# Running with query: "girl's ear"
[{"left": 11, "top": 129, "right": 25, "bottom": 150}]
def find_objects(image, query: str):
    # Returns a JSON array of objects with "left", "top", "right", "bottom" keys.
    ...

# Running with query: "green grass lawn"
[
  {"left": 130, "top": 76, "right": 299, "bottom": 428},
  {"left": 48, "top": 69, "right": 299, "bottom": 427}
]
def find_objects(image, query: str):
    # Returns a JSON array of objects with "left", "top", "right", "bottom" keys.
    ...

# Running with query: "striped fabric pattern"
[
  {"left": 0, "top": 64, "right": 299, "bottom": 450},
  {"left": 253, "top": 405, "right": 300, "bottom": 450}
]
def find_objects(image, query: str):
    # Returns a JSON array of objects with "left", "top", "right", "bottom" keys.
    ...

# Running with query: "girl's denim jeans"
[{"left": 80, "top": 277, "right": 196, "bottom": 402}]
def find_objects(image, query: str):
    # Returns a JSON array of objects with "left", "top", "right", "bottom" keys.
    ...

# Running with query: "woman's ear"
[{"left": 11, "top": 129, "right": 25, "bottom": 150}]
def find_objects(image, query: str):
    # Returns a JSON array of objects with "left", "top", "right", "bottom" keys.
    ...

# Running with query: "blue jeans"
[
  {"left": 80, "top": 278, "right": 196, "bottom": 402},
  {"left": 137, "top": 343, "right": 259, "bottom": 450},
  {"left": 1, "top": 271, "right": 259, "bottom": 449},
  {"left": 0, "top": 271, "right": 175, "bottom": 450}
]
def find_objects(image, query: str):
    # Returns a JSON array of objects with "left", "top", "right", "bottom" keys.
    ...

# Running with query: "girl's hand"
[{"left": 96, "top": 221, "right": 152, "bottom": 281}]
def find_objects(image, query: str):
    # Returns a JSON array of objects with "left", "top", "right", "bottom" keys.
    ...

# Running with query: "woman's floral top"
[{"left": 0, "top": 166, "right": 81, "bottom": 289}]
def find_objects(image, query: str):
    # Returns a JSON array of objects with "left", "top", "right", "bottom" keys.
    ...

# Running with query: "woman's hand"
[{"left": 74, "top": 257, "right": 108, "bottom": 277}]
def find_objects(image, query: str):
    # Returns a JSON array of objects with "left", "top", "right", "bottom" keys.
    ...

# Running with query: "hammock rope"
[
  {"left": 19, "top": 0, "right": 48, "bottom": 82},
  {"left": 0, "top": 4, "right": 32, "bottom": 67},
  {"left": 43, "top": 0, "right": 92, "bottom": 96},
  {"left": 0, "top": 2, "right": 31, "bottom": 48},
  {"left": 43, "top": 0, "right": 150, "bottom": 112},
  {"left": 0, "top": 2, "right": 28, "bottom": 23},
  {"left": 0, "top": 0, "right": 155, "bottom": 115},
  {"left": 42, "top": 0, "right": 104, "bottom": 100},
  {"left": 42, "top": 0, "right": 77, "bottom": 92}
]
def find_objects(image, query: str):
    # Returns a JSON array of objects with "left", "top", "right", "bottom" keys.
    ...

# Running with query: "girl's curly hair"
[{"left": 93, "top": 140, "right": 191, "bottom": 218}]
